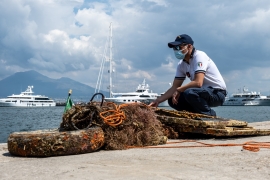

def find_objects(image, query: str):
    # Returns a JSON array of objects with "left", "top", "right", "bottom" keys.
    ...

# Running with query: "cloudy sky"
[{"left": 1, "top": 0, "right": 270, "bottom": 96}]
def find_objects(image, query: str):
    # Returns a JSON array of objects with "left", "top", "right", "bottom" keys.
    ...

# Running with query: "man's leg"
[
  {"left": 182, "top": 87, "right": 224, "bottom": 116},
  {"left": 168, "top": 92, "right": 196, "bottom": 112}
]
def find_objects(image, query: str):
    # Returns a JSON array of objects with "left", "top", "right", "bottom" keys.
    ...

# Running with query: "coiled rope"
[
  {"left": 99, "top": 102, "right": 129, "bottom": 127},
  {"left": 99, "top": 102, "right": 150, "bottom": 127},
  {"left": 128, "top": 140, "right": 270, "bottom": 152}
]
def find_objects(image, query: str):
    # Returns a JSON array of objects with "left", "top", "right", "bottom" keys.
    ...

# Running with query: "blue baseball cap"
[{"left": 168, "top": 34, "right": 194, "bottom": 48}]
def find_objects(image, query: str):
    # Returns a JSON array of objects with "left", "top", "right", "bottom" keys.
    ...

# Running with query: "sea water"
[{"left": 0, "top": 106, "right": 270, "bottom": 143}]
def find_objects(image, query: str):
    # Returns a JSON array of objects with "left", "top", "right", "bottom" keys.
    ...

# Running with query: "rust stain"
[
  {"left": 81, "top": 143, "right": 88, "bottom": 150},
  {"left": 82, "top": 133, "right": 89, "bottom": 140}
]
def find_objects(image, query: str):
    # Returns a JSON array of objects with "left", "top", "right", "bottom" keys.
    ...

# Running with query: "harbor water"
[{"left": 0, "top": 106, "right": 270, "bottom": 143}]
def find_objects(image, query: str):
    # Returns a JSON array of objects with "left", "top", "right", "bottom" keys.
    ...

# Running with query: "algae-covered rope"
[
  {"left": 99, "top": 102, "right": 128, "bottom": 127},
  {"left": 99, "top": 102, "right": 150, "bottom": 127},
  {"left": 127, "top": 140, "right": 270, "bottom": 152},
  {"left": 241, "top": 141, "right": 270, "bottom": 152}
]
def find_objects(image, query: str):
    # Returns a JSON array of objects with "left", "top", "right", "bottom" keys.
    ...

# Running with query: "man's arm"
[
  {"left": 149, "top": 79, "right": 184, "bottom": 107},
  {"left": 176, "top": 72, "right": 205, "bottom": 93}
]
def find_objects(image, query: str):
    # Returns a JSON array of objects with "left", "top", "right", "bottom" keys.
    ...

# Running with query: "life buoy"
[{"left": 8, "top": 127, "right": 104, "bottom": 157}]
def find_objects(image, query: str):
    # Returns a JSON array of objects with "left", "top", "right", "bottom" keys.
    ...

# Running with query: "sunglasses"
[{"left": 172, "top": 44, "right": 187, "bottom": 51}]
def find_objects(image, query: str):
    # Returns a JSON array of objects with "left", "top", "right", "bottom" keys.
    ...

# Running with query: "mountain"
[{"left": 0, "top": 70, "right": 109, "bottom": 100}]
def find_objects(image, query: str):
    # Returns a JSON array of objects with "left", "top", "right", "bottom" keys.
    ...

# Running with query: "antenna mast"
[
  {"left": 95, "top": 23, "right": 114, "bottom": 97},
  {"left": 109, "top": 22, "right": 113, "bottom": 98}
]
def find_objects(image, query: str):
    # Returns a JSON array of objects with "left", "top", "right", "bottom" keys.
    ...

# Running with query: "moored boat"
[
  {"left": 105, "top": 79, "right": 159, "bottom": 105},
  {"left": 223, "top": 87, "right": 270, "bottom": 106},
  {"left": 0, "top": 86, "right": 56, "bottom": 107}
]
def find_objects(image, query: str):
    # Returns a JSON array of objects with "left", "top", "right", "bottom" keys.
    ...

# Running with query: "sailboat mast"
[{"left": 109, "top": 22, "right": 113, "bottom": 98}]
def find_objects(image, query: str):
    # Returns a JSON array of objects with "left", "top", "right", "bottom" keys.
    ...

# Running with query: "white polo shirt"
[{"left": 175, "top": 49, "right": 226, "bottom": 90}]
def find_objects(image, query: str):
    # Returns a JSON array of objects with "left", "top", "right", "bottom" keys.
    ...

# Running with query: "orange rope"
[
  {"left": 99, "top": 102, "right": 151, "bottom": 127},
  {"left": 127, "top": 140, "right": 270, "bottom": 152},
  {"left": 99, "top": 102, "right": 131, "bottom": 127},
  {"left": 242, "top": 141, "right": 270, "bottom": 152}
]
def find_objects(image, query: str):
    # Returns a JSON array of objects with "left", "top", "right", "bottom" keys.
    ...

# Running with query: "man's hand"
[
  {"left": 172, "top": 91, "right": 180, "bottom": 105},
  {"left": 149, "top": 99, "right": 160, "bottom": 107}
]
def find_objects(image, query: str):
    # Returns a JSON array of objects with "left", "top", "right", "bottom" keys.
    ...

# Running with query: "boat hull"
[
  {"left": 105, "top": 97, "right": 155, "bottom": 105},
  {"left": 223, "top": 99, "right": 270, "bottom": 106},
  {"left": 105, "top": 98, "right": 169, "bottom": 107},
  {"left": 0, "top": 101, "right": 56, "bottom": 107}
]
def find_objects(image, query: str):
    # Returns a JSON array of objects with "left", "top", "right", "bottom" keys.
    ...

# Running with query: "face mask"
[{"left": 174, "top": 46, "right": 188, "bottom": 60}]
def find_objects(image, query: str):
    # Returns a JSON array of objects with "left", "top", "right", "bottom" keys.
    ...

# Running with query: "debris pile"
[
  {"left": 61, "top": 102, "right": 166, "bottom": 150},
  {"left": 61, "top": 96, "right": 270, "bottom": 150}
]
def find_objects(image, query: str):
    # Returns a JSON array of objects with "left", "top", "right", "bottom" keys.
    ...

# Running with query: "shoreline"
[{"left": 1, "top": 121, "right": 270, "bottom": 179}]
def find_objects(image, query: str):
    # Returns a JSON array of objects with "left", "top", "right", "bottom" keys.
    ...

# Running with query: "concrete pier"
[{"left": 1, "top": 121, "right": 270, "bottom": 180}]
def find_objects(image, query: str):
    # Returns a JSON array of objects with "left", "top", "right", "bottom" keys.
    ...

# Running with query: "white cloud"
[{"left": 1, "top": 0, "right": 270, "bottom": 95}]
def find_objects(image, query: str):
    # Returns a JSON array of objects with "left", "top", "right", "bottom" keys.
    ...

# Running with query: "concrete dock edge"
[{"left": 1, "top": 121, "right": 270, "bottom": 180}]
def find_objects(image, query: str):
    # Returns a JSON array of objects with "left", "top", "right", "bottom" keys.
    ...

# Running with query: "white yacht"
[
  {"left": 0, "top": 86, "right": 56, "bottom": 107},
  {"left": 223, "top": 88, "right": 270, "bottom": 106},
  {"left": 105, "top": 79, "right": 159, "bottom": 105}
]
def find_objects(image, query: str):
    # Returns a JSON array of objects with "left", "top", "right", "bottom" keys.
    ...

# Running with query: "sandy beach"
[{"left": 1, "top": 121, "right": 270, "bottom": 180}]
